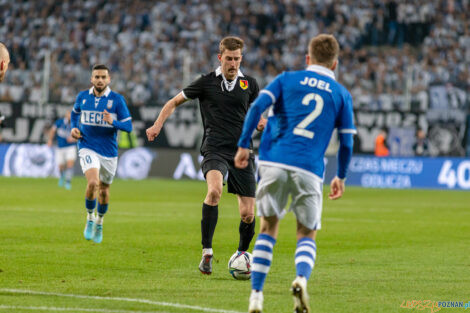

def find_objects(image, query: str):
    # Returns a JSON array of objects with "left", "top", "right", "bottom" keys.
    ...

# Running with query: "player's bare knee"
[
  {"left": 87, "top": 179, "right": 99, "bottom": 192},
  {"left": 241, "top": 213, "right": 254, "bottom": 224},
  {"left": 98, "top": 188, "right": 109, "bottom": 199},
  {"left": 206, "top": 188, "right": 221, "bottom": 205}
]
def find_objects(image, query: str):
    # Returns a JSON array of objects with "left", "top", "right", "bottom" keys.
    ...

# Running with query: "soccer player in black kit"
[{"left": 146, "top": 36, "right": 266, "bottom": 275}]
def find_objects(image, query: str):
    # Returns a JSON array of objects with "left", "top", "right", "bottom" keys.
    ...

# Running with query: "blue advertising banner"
[{"left": 325, "top": 156, "right": 470, "bottom": 190}]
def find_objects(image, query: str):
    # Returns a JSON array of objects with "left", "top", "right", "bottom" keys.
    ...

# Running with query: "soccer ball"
[{"left": 228, "top": 251, "right": 253, "bottom": 280}]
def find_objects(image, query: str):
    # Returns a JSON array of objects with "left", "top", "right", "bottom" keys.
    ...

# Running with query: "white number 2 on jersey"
[{"left": 293, "top": 93, "right": 324, "bottom": 139}]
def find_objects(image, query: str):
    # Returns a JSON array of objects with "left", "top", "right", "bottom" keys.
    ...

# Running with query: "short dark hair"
[
  {"left": 308, "top": 34, "right": 339, "bottom": 68},
  {"left": 92, "top": 64, "right": 110, "bottom": 72},
  {"left": 219, "top": 36, "right": 244, "bottom": 55}
]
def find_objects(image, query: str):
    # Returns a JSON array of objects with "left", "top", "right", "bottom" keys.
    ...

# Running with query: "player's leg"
[
  {"left": 92, "top": 181, "right": 110, "bottom": 244},
  {"left": 56, "top": 148, "right": 66, "bottom": 187},
  {"left": 291, "top": 223, "right": 316, "bottom": 313},
  {"left": 199, "top": 155, "right": 227, "bottom": 274},
  {"left": 249, "top": 165, "right": 289, "bottom": 313},
  {"left": 227, "top": 157, "right": 257, "bottom": 253},
  {"left": 64, "top": 146, "right": 76, "bottom": 190},
  {"left": 79, "top": 148, "right": 101, "bottom": 240},
  {"left": 199, "top": 168, "right": 224, "bottom": 274},
  {"left": 83, "top": 168, "right": 99, "bottom": 240},
  {"left": 290, "top": 171, "right": 323, "bottom": 313},
  {"left": 236, "top": 195, "right": 255, "bottom": 252},
  {"left": 92, "top": 154, "right": 118, "bottom": 244}
]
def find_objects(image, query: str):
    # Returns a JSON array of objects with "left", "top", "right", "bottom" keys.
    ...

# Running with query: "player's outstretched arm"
[{"left": 146, "top": 92, "right": 187, "bottom": 142}]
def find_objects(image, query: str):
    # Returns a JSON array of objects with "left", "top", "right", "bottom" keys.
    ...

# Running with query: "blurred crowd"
[{"left": 0, "top": 0, "right": 468, "bottom": 108}]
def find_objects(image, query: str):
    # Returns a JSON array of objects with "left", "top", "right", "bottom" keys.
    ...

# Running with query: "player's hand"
[
  {"left": 146, "top": 124, "right": 162, "bottom": 141},
  {"left": 234, "top": 147, "right": 250, "bottom": 169},
  {"left": 70, "top": 128, "right": 82, "bottom": 140},
  {"left": 66, "top": 136, "right": 76, "bottom": 143},
  {"left": 103, "top": 109, "right": 113, "bottom": 125},
  {"left": 329, "top": 176, "right": 345, "bottom": 200},
  {"left": 256, "top": 117, "right": 267, "bottom": 132}
]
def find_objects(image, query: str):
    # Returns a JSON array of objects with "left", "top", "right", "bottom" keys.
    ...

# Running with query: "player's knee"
[
  {"left": 240, "top": 212, "right": 254, "bottom": 223},
  {"left": 87, "top": 179, "right": 99, "bottom": 191},
  {"left": 206, "top": 188, "right": 222, "bottom": 204},
  {"left": 98, "top": 187, "right": 109, "bottom": 199}
]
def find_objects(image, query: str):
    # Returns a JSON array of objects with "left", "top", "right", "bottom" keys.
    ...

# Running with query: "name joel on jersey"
[
  {"left": 81, "top": 110, "right": 117, "bottom": 128},
  {"left": 300, "top": 77, "right": 332, "bottom": 93}
]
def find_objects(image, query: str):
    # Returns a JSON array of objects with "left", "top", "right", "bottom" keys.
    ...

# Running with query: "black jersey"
[{"left": 183, "top": 68, "right": 259, "bottom": 157}]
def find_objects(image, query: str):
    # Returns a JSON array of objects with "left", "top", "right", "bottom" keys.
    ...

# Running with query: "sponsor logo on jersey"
[
  {"left": 81, "top": 110, "right": 117, "bottom": 128},
  {"left": 240, "top": 79, "right": 248, "bottom": 90},
  {"left": 107, "top": 100, "right": 113, "bottom": 109}
]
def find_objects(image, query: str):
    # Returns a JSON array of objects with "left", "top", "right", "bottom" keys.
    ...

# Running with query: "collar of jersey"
[
  {"left": 306, "top": 65, "right": 336, "bottom": 81},
  {"left": 215, "top": 66, "right": 244, "bottom": 78},
  {"left": 89, "top": 86, "right": 111, "bottom": 97}
]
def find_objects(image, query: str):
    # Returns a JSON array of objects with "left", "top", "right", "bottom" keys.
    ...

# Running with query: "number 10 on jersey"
[{"left": 293, "top": 93, "right": 324, "bottom": 139}]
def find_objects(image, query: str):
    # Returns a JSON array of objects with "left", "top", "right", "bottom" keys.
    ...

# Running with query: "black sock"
[
  {"left": 201, "top": 203, "right": 218, "bottom": 249},
  {"left": 238, "top": 218, "right": 256, "bottom": 252}
]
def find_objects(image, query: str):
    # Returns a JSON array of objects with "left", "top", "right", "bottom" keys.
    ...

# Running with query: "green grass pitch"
[{"left": 0, "top": 177, "right": 469, "bottom": 313}]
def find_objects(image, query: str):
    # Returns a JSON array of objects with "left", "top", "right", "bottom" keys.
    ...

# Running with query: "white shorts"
[
  {"left": 55, "top": 145, "right": 77, "bottom": 165},
  {"left": 78, "top": 148, "right": 118, "bottom": 185},
  {"left": 256, "top": 165, "right": 323, "bottom": 230}
]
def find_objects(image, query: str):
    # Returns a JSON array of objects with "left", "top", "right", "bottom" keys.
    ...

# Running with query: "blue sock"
[
  {"left": 97, "top": 203, "right": 108, "bottom": 216},
  {"left": 251, "top": 233, "right": 276, "bottom": 291},
  {"left": 85, "top": 198, "right": 96, "bottom": 214},
  {"left": 295, "top": 237, "right": 317, "bottom": 280}
]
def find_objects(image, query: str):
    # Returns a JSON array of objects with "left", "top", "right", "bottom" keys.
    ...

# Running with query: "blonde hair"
[
  {"left": 219, "top": 36, "right": 244, "bottom": 55},
  {"left": 308, "top": 34, "right": 339, "bottom": 68}
]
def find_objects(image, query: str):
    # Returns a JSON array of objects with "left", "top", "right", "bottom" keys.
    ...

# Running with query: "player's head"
[
  {"left": 218, "top": 36, "right": 244, "bottom": 80},
  {"left": 307, "top": 34, "right": 339, "bottom": 71},
  {"left": 0, "top": 42, "right": 10, "bottom": 83},
  {"left": 90, "top": 64, "right": 111, "bottom": 93}
]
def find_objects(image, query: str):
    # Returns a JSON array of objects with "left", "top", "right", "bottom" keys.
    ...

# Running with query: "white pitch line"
[
  {"left": 0, "top": 305, "right": 169, "bottom": 313},
  {"left": 0, "top": 289, "right": 244, "bottom": 313}
]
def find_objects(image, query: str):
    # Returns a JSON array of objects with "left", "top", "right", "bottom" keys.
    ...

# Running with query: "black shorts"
[{"left": 201, "top": 152, "right": 256, "bottom": 197}]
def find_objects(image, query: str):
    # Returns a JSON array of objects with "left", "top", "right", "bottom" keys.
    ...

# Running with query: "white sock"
[
  {"left": 96, "top": 215, "right": 104, "bottom": 225},
  {"left": 87, "top": 212, "right": 95, "bottom": 221},
  {"left": 202, "top": 248, "right": 213, "bottom": 256}
]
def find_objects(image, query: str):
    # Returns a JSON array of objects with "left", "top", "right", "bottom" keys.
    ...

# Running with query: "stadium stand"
[{"left": 0, "top": 0, "right": 468, "bottom": 108}]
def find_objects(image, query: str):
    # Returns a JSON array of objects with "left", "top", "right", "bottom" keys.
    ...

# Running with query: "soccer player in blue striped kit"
[
  {"left": 235, "top": 34, "right": 356, "bottom": 313},
  {"left": 71, "top": 64, "right": 132, "bottom": 244}
]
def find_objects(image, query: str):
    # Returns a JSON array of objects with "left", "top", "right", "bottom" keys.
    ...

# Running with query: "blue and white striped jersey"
[{"left": 72, "top": 87, "right": 132, "bottom": 157}]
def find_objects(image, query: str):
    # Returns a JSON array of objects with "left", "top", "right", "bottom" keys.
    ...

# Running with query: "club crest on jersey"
[
  {"left": 240, "top": 79, "right": 248, "bottom": 90},
  {"left": 107, "top": 100, "right": 113, "bottom": 109}
]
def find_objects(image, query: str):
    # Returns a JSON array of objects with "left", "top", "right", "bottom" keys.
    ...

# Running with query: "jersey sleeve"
[
  {"left": 182, "top": 75, "right": 205, "bottom": 100},
  {"left": 336, "top": 91, "right": 356, "bottom": 134},
  {"left": 238, "top": 73, "right": 284, "bottom": 148},
  {"left": 262, "top": 72, "right": 284, "bottom": 106},
  {"left": 112, "top": 95, "right": 133, "bottom": 133},
  {"left": 71, "top": 93, "right": 82, "bottom": 129},
  {"left": 116, "top": 95, "right": 132, "bottom": 122}
]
